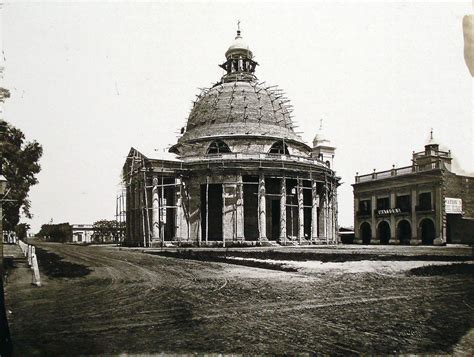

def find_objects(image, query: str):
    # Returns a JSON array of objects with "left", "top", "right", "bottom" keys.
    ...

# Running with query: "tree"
[
  {"left": 92, "top": 220, "right": 123, "bottom": 243},
  {"left": 0, "top": 120, "right": 43, "bottom": 230},
  {"left": 14, "top": 223, "right": 30, "bottom": 240},
  {"left": 37, "top": 223, "right": 72, "bottom": 243}
]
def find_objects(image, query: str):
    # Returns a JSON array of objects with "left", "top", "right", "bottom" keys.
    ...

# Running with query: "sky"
[{"left": 1, "top": 1, "right": 472, "bottom": 232}]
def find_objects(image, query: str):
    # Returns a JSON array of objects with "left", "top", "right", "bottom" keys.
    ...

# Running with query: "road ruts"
[{"left": 5, "top": 242, "right": 474, "bottom": 356}]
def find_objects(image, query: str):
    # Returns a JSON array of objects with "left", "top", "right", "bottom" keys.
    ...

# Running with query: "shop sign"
[
  {"left": 445, "top": 197, "right": 462, "bottom": 214},
  {"left": 377, "top": 208, "right": 401, "bottom": 215}
]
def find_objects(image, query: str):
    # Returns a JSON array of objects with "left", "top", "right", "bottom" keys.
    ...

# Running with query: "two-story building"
[{"left": 353, "top": 135, "right": 474, "bottom": 245}]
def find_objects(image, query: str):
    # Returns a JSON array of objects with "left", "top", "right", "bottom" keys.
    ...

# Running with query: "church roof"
[
  {"left": 177, "top": 81, "right": 302, "bottom": 144},
  {"left": 173, "top": 27, "right": 306, "bottom": 150}
]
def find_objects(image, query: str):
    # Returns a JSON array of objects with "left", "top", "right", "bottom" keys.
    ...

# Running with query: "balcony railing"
[
  {"left": 355, "top": 161, "right": 442, "bottom": 183},
  {"left": 415, "top": 204, "right": 435, "bottom": 212},
  {"left": 356, "top": 210, "right": 371, "bottom": 217},
  {"left": 183, "top": 152, "right": 328, "bottom": 167},
  {"left": 413, "top": 150, "right": 450, "bottom": 160}
]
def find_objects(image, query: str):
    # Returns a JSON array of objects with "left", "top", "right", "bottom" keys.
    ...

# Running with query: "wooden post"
[
  {"left": 236, "top": 175, "right": 244, "bottom": 240},
  {"left": 222, "top": 182, "right": 226, "bottom": 248},
  {"left": 298, "top": 178, "right": 304, "bottom": 243},
  {"left": 143, "top": 172, "right": 151, "bottom": 247},
  {"left": 206, "top": 176, "right": 209, "bottom": 244},
  {"left": 280, "top": 177, "right": 287, "bottom": 244},
  {"left": 258, "top": 173, "right": 267, "bottom": 241},
  {"left": 160, "top": 176, "right": 165, "bottom": 245},
  {"left": 311, "top": 180, "right": 319, "bottom": 243},
  {"left": 152, "top": 176, "right": 160, "bottom": 240}
]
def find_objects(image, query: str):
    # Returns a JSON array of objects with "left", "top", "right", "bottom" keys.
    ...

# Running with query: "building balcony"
[
  {"left": 356, "top": 210, "right": 371, "bottom": 217},
  {"left": 412, "top": 150, "right": 451, "bottom": 160},
  {"left": 355, "top": 161, "right": 443, "bottom": 183},
  {"left": 415, "top": 205, "right": 435, "bottom": 212}
]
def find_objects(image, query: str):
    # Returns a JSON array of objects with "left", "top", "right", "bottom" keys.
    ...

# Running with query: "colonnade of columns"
[
  {"left": 256, "top": 174, "right": 336, "bottom": 244},
  {"left": 145, "top": 173, "right": 337, "bottom": 245}
]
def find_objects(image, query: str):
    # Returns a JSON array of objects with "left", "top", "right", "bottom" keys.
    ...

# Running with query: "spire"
[
  {"left": 426, "top": 127, "right": 437, "bottom": 145},
  {"left": 220, "top": 23, "right": 258, "bottom": 83},
  {"left": 313, "top": 118, "right": 330, "bottom": 147},
  {"left": 236, "top": 20, "right": 241, "bottom": 38}
]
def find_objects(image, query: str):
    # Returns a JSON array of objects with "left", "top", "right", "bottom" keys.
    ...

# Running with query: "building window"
[
  {"left": 377, "top": 197, "right": 390, "bottom": 210},
  {"left": 396, "top": 195, "right": 411, "bottom": 212},
  {"left": 269, "top": 140, "right": 289, "bottom": 154},
  {"left": 418, "top": 192, "right": 432, "bottom": 210},
  {"left": 358, "top": 200, "right": 371, "bottom": 215},
  {"left": 207, "top": 140, "right": 231, "bottom": 154}
]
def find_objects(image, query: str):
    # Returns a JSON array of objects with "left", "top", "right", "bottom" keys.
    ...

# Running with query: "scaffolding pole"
[{"left": 143, "top": 172, "right": 151, "bottom": 247}]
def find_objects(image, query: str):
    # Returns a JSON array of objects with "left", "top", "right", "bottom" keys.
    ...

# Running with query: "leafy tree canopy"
[
  {"left": 14, "top": 223, "right": 30, "bottom": 240},
  {"left": 37, "top": 223, "right": 72, "bottom": 243},
  {"left": 1, "top": 119, "right": 43, "bottom": 230},
  {"left": 92, "top": 219, "right": 124, "bottom": 243}
]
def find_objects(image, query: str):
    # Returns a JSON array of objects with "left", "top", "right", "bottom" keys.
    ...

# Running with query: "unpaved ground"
[{"left": 4, "top": 242, "right": 474, "bottom": 356}]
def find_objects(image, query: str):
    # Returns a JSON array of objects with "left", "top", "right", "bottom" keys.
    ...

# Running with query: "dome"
[
  {"left": 225, "top": 25, "right": 253, "bottom": 59},
  {"left": 425, "top": 128, "right": 438, "bottom": 146},
  {"left": 176, "top": 80, "right": 303, "bottom": 145},
  {"left": 313, "top": 119, "right": 331, "bottom": 147},
  {"left": 169, "top": 26, "right": 310, "bottom": 155},
  {"left": 225, "top": 36, "right": 253, "bottom": 59}
]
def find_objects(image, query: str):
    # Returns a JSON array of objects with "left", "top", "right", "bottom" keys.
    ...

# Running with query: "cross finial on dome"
[
  {"left": 236, "top": 20, "right": 241, "bottom": 39},
  {"left": 430, "top": 127, "right": 433, "bottom": 140},
  {"left": 319, "top": 118, "right": 323, "bottom": 131}
]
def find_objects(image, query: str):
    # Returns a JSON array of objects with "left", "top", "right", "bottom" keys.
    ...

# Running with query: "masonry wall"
[{"left": 444, "top": 172, "right": 474, "bottom": 217}]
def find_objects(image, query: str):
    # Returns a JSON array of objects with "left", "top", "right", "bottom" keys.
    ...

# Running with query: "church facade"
[{"left": 122, "top": 28, "right": 339, "bottom": 247}]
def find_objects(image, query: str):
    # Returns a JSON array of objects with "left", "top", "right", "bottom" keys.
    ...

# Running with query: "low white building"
[{"left": 71, "top": 224, "right": 94, "bottom": 244}]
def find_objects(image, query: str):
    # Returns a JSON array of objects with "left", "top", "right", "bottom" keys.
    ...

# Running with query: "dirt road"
[{"left": 5, "top": 242, "right": 474, "bottom": 355}]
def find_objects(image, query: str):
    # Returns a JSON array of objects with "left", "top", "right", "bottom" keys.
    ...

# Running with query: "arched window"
[
  {"left": 207, "top": 140, "right": 231, "bottom": 154},
  {"left": 269, "top": 140, "right": 289, "bottom": 155},
  {"left": 325, "top": 160, "right": 331, "bottom": 168}
]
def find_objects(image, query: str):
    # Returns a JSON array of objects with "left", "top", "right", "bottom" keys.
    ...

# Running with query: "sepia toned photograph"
[{"left": 0, "top": 1, "right": 473, "bottom": 355}]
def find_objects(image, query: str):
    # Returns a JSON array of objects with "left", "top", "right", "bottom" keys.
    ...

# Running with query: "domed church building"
[{"left": 122, "top": 27, "right": 339, "bottom": 247}]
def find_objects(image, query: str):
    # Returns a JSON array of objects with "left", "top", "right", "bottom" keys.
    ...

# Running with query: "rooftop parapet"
[{"left": 354, "top": 160, "right": 446, "bottom": 184}]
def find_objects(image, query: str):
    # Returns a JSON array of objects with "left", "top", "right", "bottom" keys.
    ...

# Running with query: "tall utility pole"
[
  {"left": 0, "top": 175, "right": 12, "bottom": 355},
  {"left": 0, "top": 32, "right": 13, "bottom": 351}
]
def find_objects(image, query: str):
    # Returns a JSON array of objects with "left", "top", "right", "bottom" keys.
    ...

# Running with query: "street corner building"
[
  {"left": 353, "top": 134, "right": 474, "bottom": 246},
  {"left": 122, "top": 28, "right": 340, "bottom": 247}
]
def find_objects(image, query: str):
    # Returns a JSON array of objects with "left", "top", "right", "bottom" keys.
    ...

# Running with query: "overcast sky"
[{"left": 1, "top": 1, "right": 472, "bottom": 232}]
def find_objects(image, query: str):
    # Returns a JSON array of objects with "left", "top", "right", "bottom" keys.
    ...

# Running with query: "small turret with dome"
[
  {"left": 412, "top": 128, "right": 452, "bottom": 171},
  {"left": 312, "top": 119, "right": 336, "bottom": 169},
  {"left": 220, "top": 21, "right": 258, "bottom": 83}
]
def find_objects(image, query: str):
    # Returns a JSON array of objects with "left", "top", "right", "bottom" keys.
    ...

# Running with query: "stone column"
[
  {"left": 371, "top": 195, "right": 376, "bottom": 242},
  {"left": 411, "top": 187, "right": 420, "bottom": 245},
  {"left": 152, "top": 176, "right": 160, "bottom": 240},
  {"left": 389, "top": 192, "right": 396, "bottom": 244},
  {"left": 435, "top": 185, "right": 444, "bottom": 245},
  {"left": 236, "top": 175, "right": 245, "bottom": 241},
  {"left": 258, "top": 174, "right": 267, "bottom": 241},
  {"left": 311, "top": 180, "right": 319, "bottom": 243},
  {"left": 353, "top": 196, "right": 360, "bottom": 244},
  {"left": 327, "top": 193, "right": 334, "bottom": 244},
  {"left": 176, "top": 178, "right": 187, "bottom": 242},
  {"left": 298, "top": 179, "right": 304, "bottom": 243},
  {"left": 319, "top": 193, "right": 327, "bottom": 242},
  {"left": 279, "top": 177, "right": 287, "bottom": 243},
  {"left": 188, "top": 181, "right": 201, "bottom": 245}
]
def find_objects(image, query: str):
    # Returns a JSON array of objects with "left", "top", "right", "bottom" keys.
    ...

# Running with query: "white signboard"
[{"left": 445, "top": 197, "right": 462, "bottom": 214}]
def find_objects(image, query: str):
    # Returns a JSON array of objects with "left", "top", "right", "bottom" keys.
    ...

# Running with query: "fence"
[{"left": 18, "top": 240, "right": 41, "bottom": 287}]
